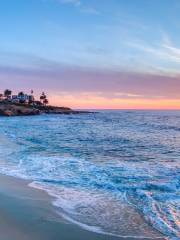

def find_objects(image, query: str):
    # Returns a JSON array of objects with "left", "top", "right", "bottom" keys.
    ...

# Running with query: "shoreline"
[
  {"left": 0, "top": 102, "right": 95, "bottom": 116},
  {"left": 0, "top": 174, "right": 167, "bottom": 240}
]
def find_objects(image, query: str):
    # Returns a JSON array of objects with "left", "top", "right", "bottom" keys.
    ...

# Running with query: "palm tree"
[
  {"left": 40, "top": 92, "right": 49, "bottom": 106},
  {"left": 43, "top": 98, "right": 49, "bottom": 106},
  {"left": 40, "top": 92, "right": 46, "bottom": 103},
  {"left": 28, "top": 90, "right": 35, "bottom": 105},
  {"left": 4, "top": 89, "right": 12, "bottom": 99},
  {"left": 18, "top": 91, "right": 25, "bottom": 97}
]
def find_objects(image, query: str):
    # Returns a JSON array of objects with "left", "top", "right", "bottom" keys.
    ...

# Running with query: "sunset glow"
[
  {"left": 0, "top": 0, "right": 180, "bottom": 109},
  {"left": 49, "top": 94, "right": 180, "bottom": 109}
]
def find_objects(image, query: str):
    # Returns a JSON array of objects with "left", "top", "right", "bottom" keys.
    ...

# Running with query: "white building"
[{"left": 11, "top": 94, "right": 34, "bottom": 103}]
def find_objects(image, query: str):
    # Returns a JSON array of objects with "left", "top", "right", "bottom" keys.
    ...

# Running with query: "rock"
[
  {"left": 2, "top": 110, "right": 13, "bottom": 116},
  {"left": 0, "top": 102, "right": 94, "bottom": 117},
  {"left": 0, "top": 104, "right": 40, "bottom": 116}
]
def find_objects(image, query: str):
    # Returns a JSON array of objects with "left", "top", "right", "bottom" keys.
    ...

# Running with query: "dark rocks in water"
[
  {"left": 0, "top": 103, "right": 94, "bottom": 116},
  {"left": 0, "top": 104, "right": 40, "bottom": 116}
]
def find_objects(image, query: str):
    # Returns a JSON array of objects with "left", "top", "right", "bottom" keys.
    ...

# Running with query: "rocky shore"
[{"left": 0, "top": 103, "right": 92, "bottom": 116}]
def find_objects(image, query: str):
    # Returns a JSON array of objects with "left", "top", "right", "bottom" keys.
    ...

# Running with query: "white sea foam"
[{"left": 29, "top": 181, "right": 166, "bottom": 239}]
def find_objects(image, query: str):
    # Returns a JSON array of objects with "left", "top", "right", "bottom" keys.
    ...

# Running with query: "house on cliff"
[{"left": 11, "top": 94, "right": 34, "bottom": 103}]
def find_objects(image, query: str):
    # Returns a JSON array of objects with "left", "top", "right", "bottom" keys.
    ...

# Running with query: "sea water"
[{"left": 0, "top": 110, "right": 179, "bottom": 239}]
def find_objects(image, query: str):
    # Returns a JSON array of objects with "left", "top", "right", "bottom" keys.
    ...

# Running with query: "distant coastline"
[
  {"left": 0, "top": 89, "right": 92, "bottom": 116},
  {"left": 0, "top": 102, "right": 92, "bottom": 116}
]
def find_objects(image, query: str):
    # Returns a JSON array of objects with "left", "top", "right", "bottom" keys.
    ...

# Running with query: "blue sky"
[{"left": 0, "top": 0, "right": 180, "bottom": 108}]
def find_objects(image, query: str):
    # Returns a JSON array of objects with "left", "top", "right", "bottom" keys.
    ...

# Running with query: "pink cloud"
[{"left": 0, "top": 64, "right": 179, "bottom": 99}]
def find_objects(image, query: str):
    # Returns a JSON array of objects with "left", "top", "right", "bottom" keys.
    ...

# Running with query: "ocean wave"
[
  {"left": 0, "top": 111, "right": 179, "bottom": 239},
  {"left": 29, "top": 182, "right": 166, "bottom": 239}
]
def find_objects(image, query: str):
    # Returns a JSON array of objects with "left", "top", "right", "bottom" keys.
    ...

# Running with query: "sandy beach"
[{"left": 0, "top": 174, "right": 166, "bottom": 240}]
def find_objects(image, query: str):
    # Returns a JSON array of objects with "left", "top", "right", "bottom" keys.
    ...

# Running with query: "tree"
[
  {"left": 4, "top": 89, "right": 12, "bottom": 99},
  {"left": 43, "top": 98, "right": 49, "bottom": 106},
  {"left": 40, "top": 92, "right": 45, "bottom": 102},
  {"left": 28, "top": 90, "right": 35, "bottom": 105},
  {"left": 18, "top": 92, "right": 25, "bottom": 104},
  {"left": 40, "top": 92, "right": 49, "bottom": 106},
  {"left": 18, "top": 91, "right": 25, "bottom": 97}
]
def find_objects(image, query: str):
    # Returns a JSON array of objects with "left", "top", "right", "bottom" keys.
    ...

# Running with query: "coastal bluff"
[{"left": 0, "top": 102, "right": 90, "bottom": 116}]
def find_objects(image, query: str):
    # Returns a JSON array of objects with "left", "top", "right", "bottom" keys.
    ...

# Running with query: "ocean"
[{"left": 0, "top": 110, "right": 179, "bottom": 239}]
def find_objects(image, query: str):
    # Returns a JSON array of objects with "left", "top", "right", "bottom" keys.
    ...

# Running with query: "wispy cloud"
[
  {"left": 80, "top": 6, "right": 100, "bottom": 15},
  {"left": 128, "top": 36, "right": 180, "bottom": 64},
  {"left": 59, "top": 0, "right": 81, "bottom": 7},
  {"left": 55, "top": 0, "right": 100, "bottom": 14},
  {"left": 0, "top": 52, "right": 180, "bottom": 100}
]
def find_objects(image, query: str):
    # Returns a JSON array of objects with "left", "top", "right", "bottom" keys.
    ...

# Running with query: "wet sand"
[{"left": 0, "top": 174, "right": 166, "bottom": 240}]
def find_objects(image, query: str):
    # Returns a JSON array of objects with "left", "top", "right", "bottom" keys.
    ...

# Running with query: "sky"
[{"left": 0, "top": 0, "right": 180, "bottom": 109}]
